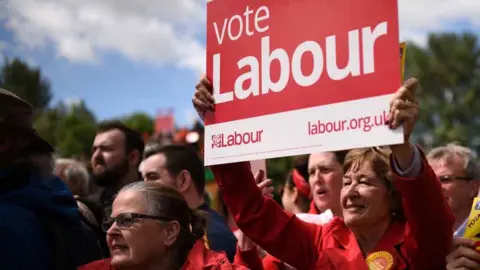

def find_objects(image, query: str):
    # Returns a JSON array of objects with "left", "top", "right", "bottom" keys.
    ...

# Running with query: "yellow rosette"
[{"left": 366, "top": 251, "right": 395, "bottom": 270}]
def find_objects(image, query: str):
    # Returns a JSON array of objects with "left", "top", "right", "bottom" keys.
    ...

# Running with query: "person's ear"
[
  {"left": 176, "top": 170, "right": 192, "bottom": 193},
  {"left": 469, "top": 179, "right": 480, "bottom": 199},
  {"left": 163, "top": 221, "right": 181, "bottom": 247},
  {"left": 128, "top": 149, "right": 141, "bottom": 166}
]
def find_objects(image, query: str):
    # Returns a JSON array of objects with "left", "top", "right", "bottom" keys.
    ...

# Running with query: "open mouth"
[
  {"left": 315, "top": 190, "right": 327, "bottom": 196},
  {"left": 111, "top": 244, "right": 129, "bottom": 253}
]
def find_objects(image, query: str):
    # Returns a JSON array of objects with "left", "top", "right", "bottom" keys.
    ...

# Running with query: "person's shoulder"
[
  {"left": 0, "top": 204, "right": 43, "bottom": 233},
  {"left": 84, "top": 189, "right": 103, "bottom": 203}
]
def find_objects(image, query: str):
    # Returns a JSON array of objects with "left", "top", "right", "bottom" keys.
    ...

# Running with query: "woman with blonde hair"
[
  {"left": 80, "top": 181, "right": 247, "bottom": 269},
  {"left": 193, "top": 77, "right": 454, "bottom": 269}
]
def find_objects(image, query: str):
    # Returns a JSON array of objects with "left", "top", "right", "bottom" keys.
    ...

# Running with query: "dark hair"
[
  {"left": 307, "top": 150, "right": 348, "bottom": 168},
  {"left": 120, "top": 181, "right": 207, "bottom": 269},
  {"left": 97, "top": 121, "right": 145, "bottom": 165},
  {"left": 144, "top": 144, "right": 205, "bottom": 196},
  {"left": 333, "top": 150, "right": 349, "bottom": 166}
]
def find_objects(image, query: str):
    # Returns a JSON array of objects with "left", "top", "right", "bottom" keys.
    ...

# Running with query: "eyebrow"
[
  {"left": 93, "top": 141, "right": 115, "bottom": 148},
  {"left": 344, "top": 172, "right": 371, "bottom": 178}
]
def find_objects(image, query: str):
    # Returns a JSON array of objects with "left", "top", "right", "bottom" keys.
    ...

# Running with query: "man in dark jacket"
[
  {"left": 140, "top": 143, "right": 237, "bottom": 262},
  {"left": 0, "top": 88, "right": 102, "bottom": 269}
]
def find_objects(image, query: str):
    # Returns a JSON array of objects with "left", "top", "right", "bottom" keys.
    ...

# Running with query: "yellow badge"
[{"left": 366, "top": 251, "right": 395, "bottom": 270}]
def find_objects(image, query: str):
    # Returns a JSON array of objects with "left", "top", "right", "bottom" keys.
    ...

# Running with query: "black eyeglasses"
[
  {"left": 438, "top": 175, "right": 474, "bottom": 183},
  {"left": 102, "top": 212, "right": 172, "bottom": 232}
]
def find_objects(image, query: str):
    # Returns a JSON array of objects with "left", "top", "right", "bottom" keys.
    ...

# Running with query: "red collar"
[{"left": 327, "top": 219, "right": 407, "bottom": 269}]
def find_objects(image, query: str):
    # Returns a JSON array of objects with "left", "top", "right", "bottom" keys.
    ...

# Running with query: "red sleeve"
[
  {"left": 211, "top": 162, "right": 320, "bottom": 270},
  {"left": 262, "top": 254, "right": 284, "bottom": 270},
  {"left": 391, "top": 146, "right": 454, "bottom": 269},
  {"left": 234, "top": 246, "right": 264, "bottom": 270},
  {"left": 78, "top": 259, "right": 112, "bottom": 270}
]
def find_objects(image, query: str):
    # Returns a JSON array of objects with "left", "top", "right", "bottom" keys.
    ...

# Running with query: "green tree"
[
  {"left": 406, "top": 33, "right": 480, "bottom": 153},
  {"left": 34, "top": 106, "right": 63, "bottom": 146},
  {"left": 122, "top": 112, "right": 154, "bottom": 135},
  {"left": 54, "top": 100, "right": 97, "bottom": 158},
  {"left": 0, "top": 57, "right": 52, "bottom": 114}
]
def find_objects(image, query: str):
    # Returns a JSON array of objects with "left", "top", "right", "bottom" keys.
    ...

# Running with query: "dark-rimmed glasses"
[{"left": 102, "top": 212, "right": 172, "bottom": 232}]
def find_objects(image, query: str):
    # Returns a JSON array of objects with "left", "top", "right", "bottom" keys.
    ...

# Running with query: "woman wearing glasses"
[{"left": 79, "top": 181, "right": 247, "bottom": 270}]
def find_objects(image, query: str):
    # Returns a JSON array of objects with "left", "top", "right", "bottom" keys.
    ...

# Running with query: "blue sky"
[
  {"left": 0, "top": 0, "right": 479, "bottom": 127},
  {"left": 0, "top": 26, "right": 201, "bottom": 126}
]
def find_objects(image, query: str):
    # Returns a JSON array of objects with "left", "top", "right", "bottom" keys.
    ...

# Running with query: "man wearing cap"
[{"left": 0, "top": 88, "right": 102, "bottom": 269}]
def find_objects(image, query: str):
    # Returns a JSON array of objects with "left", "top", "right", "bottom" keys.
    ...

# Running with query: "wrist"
[{"left": 390, "top": 143, "right": 415, "bottom": 171}]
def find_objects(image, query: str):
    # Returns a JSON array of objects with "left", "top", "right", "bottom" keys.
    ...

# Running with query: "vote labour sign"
[{"left": 204, "top": 0, "right": 403, "bottom": 166}]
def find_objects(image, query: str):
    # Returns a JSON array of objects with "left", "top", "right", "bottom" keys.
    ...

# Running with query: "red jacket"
[
  {"left": 79, "top": 240, "right": 249, "bottom": 270},
  {"left": 235, "top": 248, "right": 288, "bottom": 270},
  {"left": 212, "top": 151, "right": 454, "bottom": 270}
]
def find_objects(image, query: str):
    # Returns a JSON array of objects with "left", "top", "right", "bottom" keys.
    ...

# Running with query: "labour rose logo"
[{"left": 212, "top": 134, "right": 222, "bottom": 148}]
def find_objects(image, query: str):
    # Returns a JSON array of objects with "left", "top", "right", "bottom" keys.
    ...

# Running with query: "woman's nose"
[
  {"left": 345, "top": 183, "right": 360, "bottom": 198},
  {"left": 107, "top": 222, "right": 120, "bottom": 235}
]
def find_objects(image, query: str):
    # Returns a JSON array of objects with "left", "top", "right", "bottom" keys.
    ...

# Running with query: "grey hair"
[
  {"left": 55, "top": 158, "right": 90, "bottom": 195},
  {"left": 119, "top": 181, "right": 159, "bottom": 215},
  {"left": 118, "top": 181, "right": 207, "bottom": 268},
  {"left": 427, "top": 143, "right": 480, "bottom": 179}
]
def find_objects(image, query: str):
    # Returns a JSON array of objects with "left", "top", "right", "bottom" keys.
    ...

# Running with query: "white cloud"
[
  {"left": 1, "top": 0, "right": 206, "bottom": 72},
  {"left": 1, "top": 0, "right": 479, "bottom": 73},
  {"left": 399, "top": 0, "right": 480, "bottom": 46}
]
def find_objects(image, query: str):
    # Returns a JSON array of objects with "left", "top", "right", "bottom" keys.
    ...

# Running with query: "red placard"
[
  {"left": 205, "top": 0, "right": 402, "bottom": 165},
  {"left": 206, "top": 0, "right": 400, "bottom": 125},
  {"left": 155, "top": 109, "right": 175, "bottom": 134}
]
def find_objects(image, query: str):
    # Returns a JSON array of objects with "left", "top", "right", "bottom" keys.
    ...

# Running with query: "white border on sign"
[{"left": 204, "top": 95, "right": 403, "bottom": 165}]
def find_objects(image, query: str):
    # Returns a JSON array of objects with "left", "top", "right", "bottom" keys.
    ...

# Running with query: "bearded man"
[{"left": 79, "top": 121, "right": 144, "bottom": 256}]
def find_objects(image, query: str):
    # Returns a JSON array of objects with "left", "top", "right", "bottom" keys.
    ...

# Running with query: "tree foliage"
[
  {"left": 55, "top": 101, "right": 97, "bottom": 158},
  {"left": 35, "top": 100, "right": 97, "bottom": 158},
  {"left": 0, "top": 57, "right": 52, "bottom": 114},
  {"left": 406, "top": 33, "right": 480, "bottom": 154},
  {"left": 122, "top": 112, "right": 154, "bottom": 136}
]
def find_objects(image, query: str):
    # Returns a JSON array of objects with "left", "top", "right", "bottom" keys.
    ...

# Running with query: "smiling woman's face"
[
  {"left": 340, "top": 161, "right": 391, "bottom": 228},
  {"left": 106, "top": 191, "right": 168, "bottom": 268}
]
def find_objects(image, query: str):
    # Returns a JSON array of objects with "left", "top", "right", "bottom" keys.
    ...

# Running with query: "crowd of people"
[{"left": 0, "top": 76, "right": 479, "bottom": 269}]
